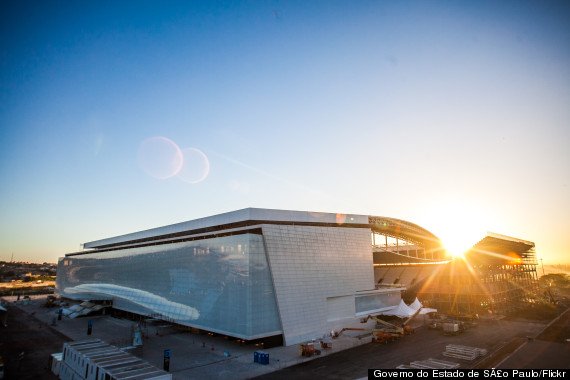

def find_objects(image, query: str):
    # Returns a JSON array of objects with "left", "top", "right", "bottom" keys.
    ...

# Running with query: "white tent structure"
[
  {"left": 408, "top": 298, "right": 423, "bottom": 311},
  {"left": 407, "top": 297, "right": 437, "bottom": 315},
  {"left": 382, "top": 300, "right": 417, "bottom": 318}
]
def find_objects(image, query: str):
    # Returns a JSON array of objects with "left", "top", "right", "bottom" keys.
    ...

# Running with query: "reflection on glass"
[
  {"left": 65, "top": 283, "right": 200, "bottom": 321},
  {"left": 57, "top": 234, "right": 281, "bottom": 339}
]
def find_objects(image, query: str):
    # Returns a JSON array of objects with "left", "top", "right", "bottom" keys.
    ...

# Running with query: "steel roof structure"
[
  {"left": 369, "top": 216, "right": 442, "bottom": 249},
  {"left": 466, "top": 232, "right": 536, "bottom": 265}
]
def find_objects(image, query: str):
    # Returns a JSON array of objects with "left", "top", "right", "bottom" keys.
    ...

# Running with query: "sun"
[
  {"left": 439, "top": 224, "right": 483, "bottom": 259},
  {"left": 420, "top": 200, "right": 489, "bottom": 260},
  {"left": 442, "top": 237, "right": 472, "bottom": 258}
]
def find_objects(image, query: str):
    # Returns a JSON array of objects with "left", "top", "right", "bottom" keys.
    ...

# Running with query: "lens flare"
[
  {"left": 177, "top": 148, "right": 210, "bottom": 184},
  {"left": 137, "top": 136, "right": 183, "bottom": 179}
]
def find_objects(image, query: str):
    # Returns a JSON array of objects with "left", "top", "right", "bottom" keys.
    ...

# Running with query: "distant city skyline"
[{"left": 1, "top": 1, "right": 569, "bottom": 264}]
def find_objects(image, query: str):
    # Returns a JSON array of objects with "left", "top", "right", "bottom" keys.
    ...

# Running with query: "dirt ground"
[
  {"left": 537, "top": 307, "right": 570, "bottom": 343},
  {"left": 496, "top": 308, "right": 570, "bottom": 369},
  {"left": 0, "top": 304, "right": 68, "bottom": 380}
]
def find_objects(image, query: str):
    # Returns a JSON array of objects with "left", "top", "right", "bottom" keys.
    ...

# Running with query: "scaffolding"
[{"left": 418, "top": 234, "right": 539, "bottom": 316}]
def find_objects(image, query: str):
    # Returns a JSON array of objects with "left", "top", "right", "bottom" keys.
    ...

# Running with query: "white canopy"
[
  {"left": 408, "top": 298, "right": 423, "bottom": 311},
  {"left": 382, "top": 300, "right": 417, "bottom": 318},
  {"left": 407, "top": 297, "right": 437, "bottom": 314}
]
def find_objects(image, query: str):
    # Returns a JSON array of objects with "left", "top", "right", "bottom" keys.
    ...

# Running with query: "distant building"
[{"left": 56, "top": 208, "right": 446, "bottom": 346}]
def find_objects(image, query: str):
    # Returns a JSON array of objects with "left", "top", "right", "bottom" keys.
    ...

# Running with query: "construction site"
[
  {"left": 54, "top": 209, "right": 547, "bottom": 348},
  {"left": 1, "top": 293, "right": 568, "bottom": 380},
  {"left": 374, "top": 232, "right": 540, "bottom": 317},
  {"left": 1, "top": 209, "right": 566, "bottom": 379}
]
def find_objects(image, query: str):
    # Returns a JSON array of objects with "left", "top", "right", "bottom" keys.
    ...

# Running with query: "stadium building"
[
  {"left": 417, "top": 233, "right": 539, "bottom": 315},
  {"left": 56, "top": 208, "right": 447, "bottom": 346}
]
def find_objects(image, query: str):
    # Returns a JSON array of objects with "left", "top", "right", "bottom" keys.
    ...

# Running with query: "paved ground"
[
  {"left": 1, "top": 295, "right": 378, "bottom": 379},
  {"left": 1, "top": 295, "right": 566, "bottom": 379},
  {"left": 497, "top": 308, "right": 570, "bottom": 369},
  {"left": 253, "top": 317, "right": 548, "bottom": 379}
]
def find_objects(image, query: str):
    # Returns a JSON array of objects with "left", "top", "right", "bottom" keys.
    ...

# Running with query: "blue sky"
[{"left": 1, "top": 0, "right": 569, "bottom": 263}]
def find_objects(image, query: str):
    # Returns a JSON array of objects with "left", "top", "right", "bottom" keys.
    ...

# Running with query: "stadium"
[{"left": 56, "top": 208, "right": 538, "bottom": 346}]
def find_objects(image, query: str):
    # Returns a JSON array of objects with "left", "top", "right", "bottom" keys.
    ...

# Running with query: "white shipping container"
[
  {"left": 59, "top": 361, "right": 80, "bottom": 380},
  {"left": 51, "top": 353, "right": 63, "bottom": 376},
  {"left": 59, "top": 340, "right": 170, "bottom": 380}
]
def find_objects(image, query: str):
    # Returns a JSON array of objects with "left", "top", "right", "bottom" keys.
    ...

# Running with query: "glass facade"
[
  {"left": 355, "top": 292, "right": 401, "bottom": 315},
  {"left": 57, "top": 233, "right": 282, "bottom": 339}
]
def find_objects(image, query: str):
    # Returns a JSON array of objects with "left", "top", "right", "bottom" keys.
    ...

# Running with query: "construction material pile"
[
  {"left": 442, "top": 344, "right": 487, "bottom": 361},
  {"left": 397, "top": 358, "right": 460, "bottom": 369}
]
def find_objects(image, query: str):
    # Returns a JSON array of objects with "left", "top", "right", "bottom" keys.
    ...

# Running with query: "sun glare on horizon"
[
  {"left": 421, "top": 200, "right": 489, "bottom": 260},
  {"left": 442, "top": 238, "right": 472, "bottom": 259}
]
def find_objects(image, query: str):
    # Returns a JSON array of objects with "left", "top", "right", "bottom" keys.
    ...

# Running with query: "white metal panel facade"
[{"left": 261, "top": 224, "right": 379, "bottom": 345}]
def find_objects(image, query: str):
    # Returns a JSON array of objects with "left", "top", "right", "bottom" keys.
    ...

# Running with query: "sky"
[{"left": 1, "top": 0, "right": 569, "bottom": 264}]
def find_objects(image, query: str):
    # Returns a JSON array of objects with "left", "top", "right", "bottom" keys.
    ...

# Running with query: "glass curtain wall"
[{"left": 57, "top": 233, "right": 281, "bottom": 339}]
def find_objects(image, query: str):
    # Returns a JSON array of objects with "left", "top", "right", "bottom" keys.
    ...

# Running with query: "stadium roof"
[
  {"left": 369, "top": 216, "right": 443, "bottom": 252},
  {"left": 78, "top": 208, "right": 445, "bottom": 253},
  {"left": 465, "top": 232, "right": 536, "bottom": 265}
]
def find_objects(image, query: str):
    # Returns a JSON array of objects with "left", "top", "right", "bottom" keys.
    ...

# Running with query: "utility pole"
[{"left": 540, "top": 257, "right": 545, "bottom": 276}]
